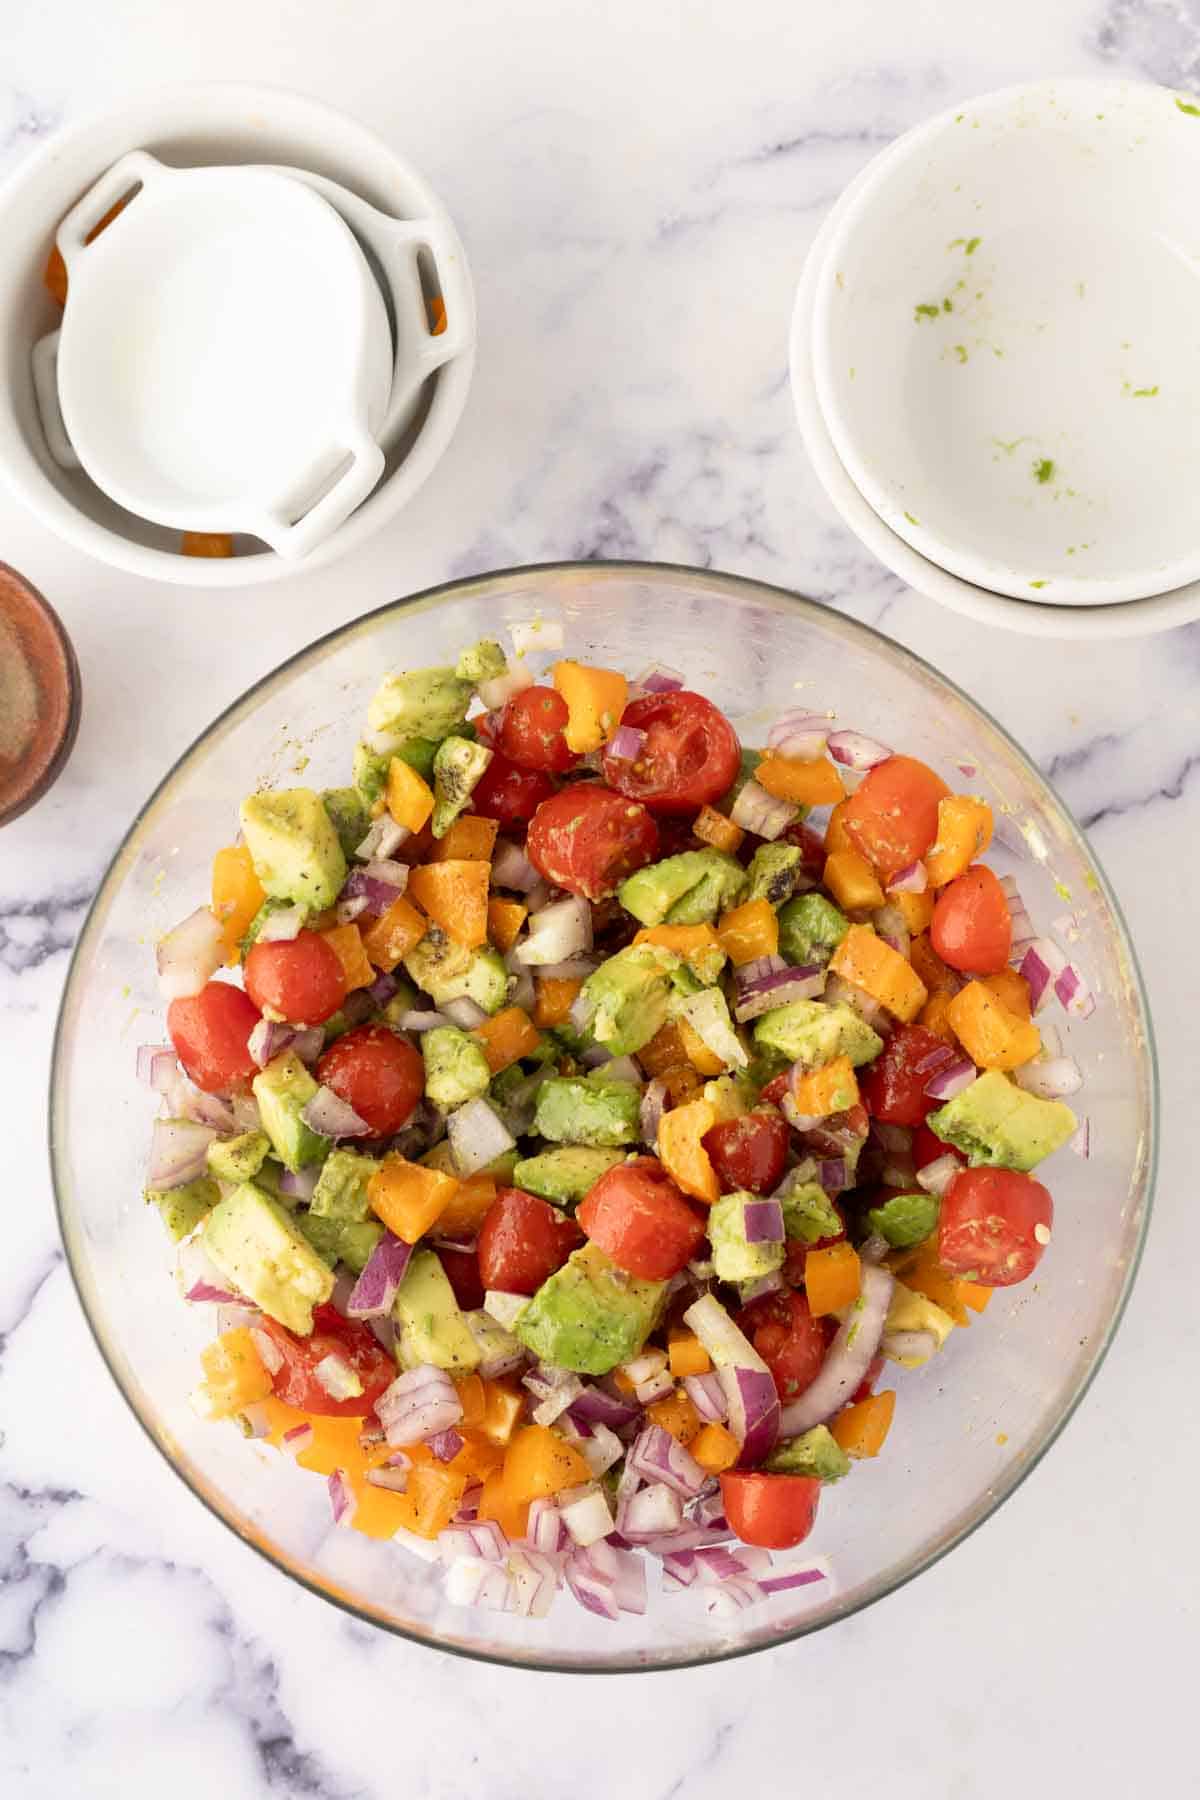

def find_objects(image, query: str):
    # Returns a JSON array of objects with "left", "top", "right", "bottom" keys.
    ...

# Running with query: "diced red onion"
[
  {"left": 445, "top": 1554, "right": 515, "bottom": 1612},
  {"left": 693, "top": 1544, "right": 773, "bottom": 1584},
  {"left": 301, "top": 1086, "right": 370, "bottom": 1140},
  {"left": 568, "top": 1385, "right": 642, "bottom": 1433},
  {"left": 180, "top": 1086, "right": 238, "bottom": 1133},
  {"left": 627, "top": 1425, "right": 707, "bottom": 1497},
  {"left": 705, "top": 1575, "right": 766, "bottom": 1616},
  {"left": 442, "top": 995, "right": 488, "bottom": 1030},
  {"left": 607, "top": 724, "right": 646, "bottom": 762},
  {"left": 634, "top": 1369, "right": 675, "bottom": 1405},
  {"left": 348, "top": 1233, "right": 412, "bottom": 1318},
  {"left": 683, "top": 1293, "right": 771, "bottom": 1375},
  {"left": 367, "top": 971, "right": 399, "bottom": 1007},
  {"left": 767, "top": 711, "right": 832, "bottom": 760},
  {"left": 477, "top": 657, "right": 536, "bottom": 711},
  {"left": 915, "top": 1043, "right": 955, "bottom": 1077},
  {"left": 230, "top": 1093, "right": 262, "bottom": 1134},
  {"left": 526, "top": 1497, "right": 568, "bottom": 1555},
  {"left": 508, "top": 1548, "right": 563, "bottom": 1619},
  {"left": 340, "top": 871, "right": 407, "bottom": 918},
  {"left": 156, "top": 907, "right": 226, "bottom": 1001},
  {"left": 368, "top": 1315, "right": 397, "bottom": 1354},
  {"left": 858, "top": 1232, "right": 891, "bottom": 1266},
  {"left": 683, "top": 1373, "right": 728, "bottom": 1424},
  {"left": 1070, "top": 1117, "right": 1091, "bottom": 1158},
  {"left": 256, "top": 904, "right": 307, "bottom": 943},
  {"left": 778, "top": 1265, "right": 893, "bottom": 1436},
  {"left": 245, "top": 1327, "right": 283, "bottom": 1376},
  {"left": 1020, "top": 938, "right": 1067, "bottom": 1012},
  {"left": 661, "top": 1551, "right": 698, "bottom": 1592},
  {"left": 1054, "top": 961, "right": 1096, "bottom": 1019},
  {"left": 336, "top": 895, "right": 371, "bottom": 924},
  {"left": 526, "top": 1370, "right": 584, "bottom": 1426},
  {"left": 137, "top": 1043, "right": 179, "bottom": 1092},
  {"left": 577, "top": 1422, "right": 625, "bottom": 1478},
  {"left": 564, "top": 1553, "right": 621, "bottom": 1622},
  {"left": 760, "top": 1562, "right": 829, "bottom": 1596},
  {"left": 622, "top": 1349, "right": 667, "bottom": 1384},
  {"left": 735, "top": 954, "right": 788, "bottom": 989},
  {"left": 743, "top": 1198, "right": 784, "bottom": 1244},
  {"left": 639, "top": 1078, "right": 667, "bottom": 1146},
  {"left": 559, "top": 1483, "right": 614, "bottom": 1548},
  {"left": 148, "top": 1117, "right": 217, "bottom": 1189},
  {"left": 490, "top": 839, "right": 541, "bottom": 893},
  {"left": 916, "top": 1153, "right": 962, "bottom": 1198},
  {"left": 281, "top": 1422, "right": 314, "bottom": 1459},
  {"left": 871, "top": 904, "right": 910, "bottom": 958},
  {"left": 483, "top": 1289, "right": 529, "bottom": 1332},
  {"left": 637, "top": 1523, "right": 737, "bottom": 1555},
  {"left": 822, "top": 973, "right": 894, "bottom": 1037},
  {"left": 248, "top": 1017, "right": 296, "bottom": 1070},
  {"left": 276, "top": 1166, "right": 318, "bottom": 1202},
  {"left": 817, "top": 1158, "right": 847, "bottom": 1193},
  {"left": 730, "top": 778, "right": 798, "bottom": 841},
  {"left": 827, "top": 729, "right": 892, "bottom": 770},
  {"left": 531, "top": 956, "right": 600, "bottom": 982},
  {"left": 887, "top": 860, "right": 927, "bottom": 895},
  {"left": 511, "top": 895, "right": 593, "bottom": 966},
  {"left": 397, "top": 1009, "right": 451, "bottom": 1033},
  {"left": 178, "top": 1236, "right": 241, "bottom": 1304},
  {"left": 924, "top": 1054, "right": 977, "bottom": 1101},
  {"left": 329, "top": 1267, "right": 358, "bottom": 1318},
  {"left": 328, "top": 1469, "right": 358, "bottom": 1527},
  {"left": 376, "top": 1364, "right": 463, "bottom": 1447},
  {"left": 719, "top": 1365, "right": 780, "bottom": 1467},
  {"left": 733, "top": 964, "right": 825, "bottom": 1022},
  {"left": 446, "top": 1097, "right": 515, "bottom": 1175},
  {"left": 425, "top": 1427, "right": 464, "bottom": 1463},
  {"left": 620, "top": 1482, "right": 685, "bottom": 1541},
  {"left": 354, "top": 816, "right": 409, "bottom": 861},
  {"left": 1013, "top": 1054, "right": 1084, "bottom": 1100},
  {"left": 215, "top": 1302, "right": 260, "bottom": 1335},
  {"left": 290, "top": 1027, "right": 325, "bottom": 1065},
  {"left": 633, "top": 663, "right": 685, "bottom": 694}
]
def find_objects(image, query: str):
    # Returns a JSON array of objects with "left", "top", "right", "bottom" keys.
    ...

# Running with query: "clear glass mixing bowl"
[{"left": 49, "top": 563, "right": 1156, "bottom": 1672}]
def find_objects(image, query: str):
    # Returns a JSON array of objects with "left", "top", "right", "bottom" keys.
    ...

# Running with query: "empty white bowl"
[{"left": 811, "top": 79, "right": 1200, "bottom": 608}]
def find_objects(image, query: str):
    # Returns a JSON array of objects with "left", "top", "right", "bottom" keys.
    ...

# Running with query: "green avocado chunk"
[
  {"left": 321, "top": 787, "right": 369, "bottom": 859},
  {"left": 455, "top": 639, "right": 508, "bottom": 683},
  {"left": 511, "top": 1146, "right": 627, "bottom": 1206},
  {"left": 296, "top": 1213, "right": 383, "bottom": 1273},
  {"left": 240, "top": 788, "right": 347, "bottom": 912},
  {"left": 431, "top": 736, "right": 493, "bottom": 837},
  {"left": 754, "top": 998, "right": 882, "bottom": 1069},
  {"left": 745, "top": 843, "right": 805, "bottom": 908},
  {"left": 778, "top": 892, "right": 849, "bottom": 966},
  {"left": 367, "top": 666, "right": 472, "bottom": 744},
  {"left": 393, "top": 1249, "right": 481, "bottom": 1373},
  {"left": 582, "top": 943, "right": 679, "bottom": 1055},
  {"left": 145, "top": 1175, "right": 219, "bottom": 1242},
  {"left": 532, "top": 1077, "right": 643, "bottom": 1147},
  {"left": 422, "top": 1026, "right": 492, "bottom": 1109},
  {"left": 253, "top": 1051, "right": 329, "bottom": 1173},
  {"left": 866, "top": 1189, "right": 939, "bottom": 1248},
  {"left": 202, "top": 1181, "right": 334, "bottom": 1334},
  {"left": 928, "top": 1070, "right": 1077, "bottom": 1171},
  {"left": 708, "top": 1189, "right": 786, "bottom": 1282},
  {"left": 308, "top": 1148, "right": 378, "bottom": 1222},
  {"left": 618, "top": 850, "right": 747, "bottom": 927},
  {"left": 766, "top": 1424, "right": 851, "bottom": 1481},
  {"left": 206, "top": 1130, "right": 271, "bottom": 1185},
  {"left": 779, "top": 1178, "right": 844, "bottom": 1243},
  {"left": 514, "top": 1242, "right": 667, "bottom": 1375}
]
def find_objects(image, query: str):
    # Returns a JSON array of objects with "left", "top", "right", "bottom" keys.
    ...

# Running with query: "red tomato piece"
[
  {"left": 859, "top": 1023, "right": 950, "bottom": 1127},
  {"left": 167, "top": 980, "right": 262, "bottom": 1094},
  {"left": 498, "top": 686, "right": 578, "bottom": 774},
  {"left": 703, "top": 1112, "right": 789, "bottom": 1194},
  {"left": 477, "top": 1188, "right": 583, "bottom": 1295},
  {"left": 851, "top": 1351, "right": 887, "bottom": 1404},
  {"left": 527, "top": 784, "right": 660, "bottom": 901},
  {"left": 795, "top": 1103, "right": 870, "bottom": 1163},
  {"left": 842, "top": 754, "right": 951, "bottom": 880},
  {"left": 438, "top": 1245, "right": 485, "bottom": 1313},
  {"left": 737, "top": 1288, "right": 832, "bottom": 1403},
  {"left": 244, "top": 930, "right": 347, "bottom": 1026},
  {"left": 913, "top": 1123, "right": 966, "bottom": 1172},
  {"left": 937, "top": 1167, "right": 1053, "bottom": 1287},
  {"left": 758, "top": 1072, "right": 792, "bottom": 1109},
  {"left": 315, "top": 1024, "right": 424, "bottom": 1138},
  {"left": 720, "top": 1471, "right": 821, "bottom": 1549},
  {"left": 930, "top": 865, "right": 1012, "bottom": 975},
  {"left": 576, "top": 1158, "right": 706, "bottom": 1280},
  {"left": 782, "top": 819, "right": 829, "bottom": 879},
  {"left": 470, "top": 752, "right": 555, "bottom": 826},
  {"left": 259, "top": 1303, "right": 396, "bottom": 1416},
  {"left": 601, "top": 691, "right": 741, "bottom": 815},
  {"left": 782, "top": 1209, "right": 847, "bottom": 1283}
]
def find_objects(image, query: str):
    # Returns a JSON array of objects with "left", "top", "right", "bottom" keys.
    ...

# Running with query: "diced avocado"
[
  {"left": 378, "top": 978, "right": 420, "bottom": 1025},
  {"left": 778, "top": 892, "right": 849, "bottom": 967},
  {"left": 309, "top": 1148, "right": 377, "bottom": 1222},
  {"left": 667, "top": 962, "right": 704, "bottom": 1001},
  {"left": 202, "top": 1181, "right": 334, "bottom": 1334},
  {"left": 240, "top": 788, "right": 347, "bottom": 912},
  {"left": 884, "top": 1282, "right": 956, "bottom": 1363},
  {"left": 619, "top": 850, "right": 744, "bottom": 928},
  {"left": 708, "top": 1190, "right": 786, "bottom": 1283},
  {"left": 666, "top": 858, "right": 748, "bottom": 923},
  {"left": 455, "top": 639, "right": 508, "bottom": 683},
  {"left": 431, "top": 735, "right": 493, "bottom": 837},
  {"left": 582, "top": 943, "right": 678, "bottom": 1055},
  {"left": 206, "top": 1130, "right": 271, "bottom": 1185},
  {"left": 867, "top": 1189, "right": 938, "bottom": 1248},
  {"left": 672, "top": 936, "right": 728, "bottom": 986},
  {"left": 512, "top": 1146, "right": 626, "bottom": 1206},
  {"left": 704, "top": 1074, "right": 755, "bottom": 1121},
  {"left": 676, "top": 987, "right": 748, "bottom": 1069},
  {"left": 766, "top": 1424, "right": 851, "bottom": 1481},
  {"left": 428, "top": 946, "right": 509, "bottom": 1015},
  {"left": 321, "top": 787, "right": 369, "bottom": 859},
  {"left": 392, "top": 735, "right": 441, "bottom": 781},
  {"left": 422, "top": 1026, "right": 491, "bottom": 1109},
  {"left": 252, "top": 1051, "right": 329, "bottom": 1172},
  {"left": 352, "top": 741, "right": 392, "bottom": 808},
  {"left": 746, "top": 1045, "right": 792, "bottom": 1093},
  {"left": 393, "top": 1249, "right": 481, "bottom": 1373},
  {"left": 297, "top": 1212, "right": 383, "bottom": 1273},
  {"left": 533, "top": 1077, "right": 642, "bottom": 1147},
  {"left": 367, "top": 666, "right": 472, "bottom": 744},
  {"left": 928, "top": 1070, "right": 1077, "bottom": 1172},
  {"left": 745, "top": 844, "right": 805, "bottom": 908},
  {"left": 403, "top": 928, "right": 473, "bottom": 1001},
  {"left": 779, "top": 1179, "right": 843, "bottom": 1243},
  {"left": 514, "top": 1242, "right": 666, "bottom": 1375},
  {"left": 422, "top": 1139, "right": 519, "bottom": 1182},
  {"left": 250, "top": 1157, "right": 289, "bottom": 1201},
  {"left": 754, "top": 999, "right": 882, "bottom": 1069},
  {"left": 145, "top": 1175, "right": 219, "bottom": 1241}
]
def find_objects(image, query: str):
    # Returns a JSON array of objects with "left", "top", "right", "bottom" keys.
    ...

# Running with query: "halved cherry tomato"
[
  {"left": 703, "top": 1112, "right": 789, "bottom": 1194},
  {"left": 498, "top": 686, "right": 578, "bottom": 774},
  {"left": 438, "top": 1245, "right": 485, "bottom": 1312},
  {"left": 782, "top": 819, "right": 829, "bottom": 879},
  {"left": 259, "top": 1303, "right": 396, "bottom": 1416},
  {"left": 577, "top": 1158, "right": 706, "bottom": 1280},
  {"left": 913, "top": 1122, "right": 967, "bottom": 1171},
  {"left": 167, "top": 980, "right": 262, "bottom": 1093},
  {"left": 859, "top": 1023, "right": 949, "bottom": 1127},
  {"left": 937, "top": 1167, "right": 1052, "bottom": 1286},
  {"left": 758, "top": 1072, "right": 792, "bottom": 1109},
  {"left": 737, "top": 1289, "right": 832, "bottom": 1403},
  {"left": 720, "top": 1471, "right": 820, "bottom": 1550},
  {"left": 602, "top": 692, "right": 741, "bottom": 815},
  {"left": 842, "top": 755, "right": 950, "bottom": 880},
  {"left": 477, "top": 1188, "right": 583, "bottom": 1295},
  {"left": 244, "top": 929, "right": 347, "bottom": 1025},
  {"left": 527, "top": 784, "right": 660, "bottom": 900},
  {"left": 315, "top": 1024, "right": 424, "bottom": 1137},
  {"left": 931, "top": 865, "right": 1012, "bottom": 975},
  {"left": 470, "top": 753, "right": 555, "bottom": 826}
]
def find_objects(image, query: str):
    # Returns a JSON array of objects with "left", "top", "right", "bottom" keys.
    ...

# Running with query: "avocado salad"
[{"left": 141, "top": 629, "right": 1094, "bottom": 1622}]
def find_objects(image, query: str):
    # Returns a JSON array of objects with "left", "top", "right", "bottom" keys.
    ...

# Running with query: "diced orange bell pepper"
[
  {"left": 386, "top": 758, "right": 435, "bottom": 834},
  {"left": 830, "top": 923, "right": 928, "bottom": 1022},
  {"left": 448, "top": 1430, "right": 505, "bottom": 1482},
  {"left": 478, "top": 1466, "right": 530, "bottom": 1542},
  {"left": 804, "top": 1241, "right": 862, "bottom": 1317},
  {"left": 211, "top": 843, "right": 266, "bottom": 964},
  {"left": 892, "top": 1243, "right": 971, "bottom": 1326},
  {"left": 910, "top": 932, "right": 957, "bottom": 994},
  {"left": 947, "top": 981, "right": 1040, "bottom": 1071},
  {"left": 368, "top": 1157, "right": 460, "bottom": 1242},
  {"left": 478, "top": 1380, "right": 525, "bottom": 1448},
  {"left": 831, "top": 1390, "right": 896, "bottom": 1458},
  {"left": 182, "top": 532, "right": 234, "bottom": 558},
  {"left": 428, "top": 294, "right": 448, "bottom": 335},
  {"left": 533, "top": 975, "right": 582, "bottom": 1029},
  {"left": 660, "top": 1064, "right": 704, "bottom": 1106},
  {"left": 716, "top": 898, "right": 779, "bottom": 966},
  {"left": 647, "top": 1388, "right": 702, "bottom": 1445},
  {"left": 633, "top": 923, "right": 725, "bottom": 972},
  {"left": 435, "top": 1174, "right": 497, "bottom": 1238},
  {"left": 958, "top": 1280, "right": 993, "bottom": 1314},
  {"left": 320, "top": 922, "right": 375, "bottom": 993},
  {"left": 638, "top": 1020, "right": 690, "bottom": 1077},
  {"left": 197, "top": 1329, "right": 273, "bottom": 1418},
  {"left": 406, "top": 860, "right": 490, "bottom": 948},
  {"left": 551, "top": 660, "right": 629, "bottom": 753},
  {"left": 755, "top": 755, "right": 845, "bottom": 806},
  {"left": 824, "top": 850, "right": 886, "bottom": 912},
  {"left": 392, "top": 1461, "right": 471, "bottom": 1539},
  {"left": 824, "top": 798, "right": 855, "bottom": 856},
  {"left": 890, "top": 888, "right": 935, "bottom": 935},
  {"left": 918, "top": 989, "right": 958, "bottom": 1042},
  {"left": 667, "top": 1327, "right": 711, "bottom": 1379},
  {"left": 455, "top": 1374, "right": 487, "bottom": 1430},
  {"left": 472, "top": 1005, "right": 542, "bottom": 1074},
  {"left": 924, "top": 795, "right": 994, "bottom": 888},
  {"left": 428, "top": 814, "right": 499, "bottom": 863},
  {"left": 791, "top": 1054, "right": 859, "bottom": 1118},
  {"left": 487, "top": 896, "right": 527, "bottom": 953},
  {"left": 982, "top": 966, "right": 1032, "bottom": 1020},
  {"left": 360, "top": 894, "right": 428, "bottom": 971},
  {"left": 677, "top": 1015, "right": 726, "bottom": 1076},
  {"left": 693, "top": 805, "right": 744, "bottom": 854},
  {"left": 689, "top": 1422, "right": 741, "bottom": 1474},
  {"left": 657, "top": 1097, "right": 719, "bottom": 1204},
  {"left": 503, "top": 1424, "right": 591, "bottom": 1502}
]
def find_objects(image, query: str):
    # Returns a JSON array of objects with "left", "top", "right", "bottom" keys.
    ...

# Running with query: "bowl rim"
[
  {"left": 789, "top": 87, "right": 1200, "bottom": 640},
  {"left": 48, "top": 560, "right": 1159, "bottom": 1673}
]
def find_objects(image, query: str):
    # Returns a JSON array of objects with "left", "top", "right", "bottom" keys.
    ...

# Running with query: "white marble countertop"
[{"left": 2, "top": 2, "right": 1196, "bottom": 1793}]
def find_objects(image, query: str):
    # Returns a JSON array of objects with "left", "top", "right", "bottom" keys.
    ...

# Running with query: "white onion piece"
[
  {"left": 767, "top": 711, "right": 832, "bottom": 760},
  {"left": 882, "top": 1329, "right": 937, "bottom": 1363},
  {"left": 1013, "top": 1056, "right": 1083, "bottom": 1099},
  {"left": 916, "top": 1153, "right": 962, "bottom": 1198},
  {"left": 511, "top": 895, "right": 593, "bottom": 965},
  {"left": 257, "top": 905, "right": 307, "bottom": 943},
  {"left": 355, "top": 816, "right": 409, "bottom": 862},
  {"left": 447, "top": 1098, "right": 515, "bottom": 1175},
  {"left": 477, "top": 660, "right": 535, "bottom": 711},
  {"left": 511, "top": 618, "right": 564, "bottom": 657},
  {"left": 491, "top": 839, "right": 542, "bottom": 893},
  {"left": 778, "top": 1266, "right": 894, "bottom": 1436},
  {"left": 827, "top": 729, "right": 892, "bottom": 770},
  {"left": 442, "top": 996, "right": 488, "bottom": 1030},
  {"left": 730, "top": 779, "right": 798, "bottom": 841},
  {"left": 156, "top": 907, "right": 226, "bottom": 1001},
  {"left": 559, "top": 1483, "right": 614, "bottom": 1548}
]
